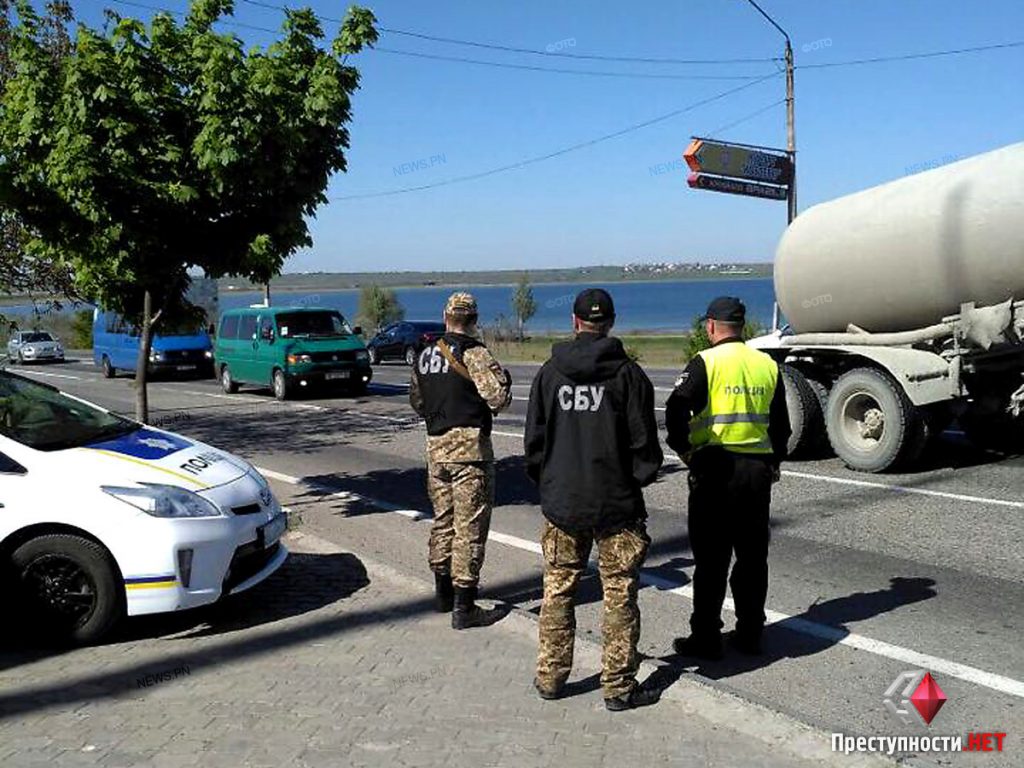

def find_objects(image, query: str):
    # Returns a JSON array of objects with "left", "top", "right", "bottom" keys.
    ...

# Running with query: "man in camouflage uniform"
[
  {"left": 524, "top": 289, "right": 663, "bottom": 710},
  {"left": 410, "top": 292, "right": 513, "bottom": 629}
]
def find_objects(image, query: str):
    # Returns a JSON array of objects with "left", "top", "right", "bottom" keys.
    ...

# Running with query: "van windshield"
[
  {"left": 0, "top": 372, "right": 138, "bottom": 451},
  {"left": 276, "top": 311, "right": 352, "bottom": 339}
]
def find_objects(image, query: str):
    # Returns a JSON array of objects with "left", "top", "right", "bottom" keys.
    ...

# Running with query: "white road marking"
[
  {"left": 258, "top": 465, "right": 1024, "bottom": 700},
  {"left": 11, "top": 369, "right": 82, "bottom": 381}
]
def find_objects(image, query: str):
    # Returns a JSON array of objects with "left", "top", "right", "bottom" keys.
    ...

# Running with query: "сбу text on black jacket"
[{"left": 524, "top": 333, "right": 663, "bottom": 532}]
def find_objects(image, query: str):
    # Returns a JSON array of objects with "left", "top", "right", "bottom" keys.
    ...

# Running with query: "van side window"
[
  {"left": 220, "top": 314, "right": 240, "bottom": 340},
  {"left": 238, "top": 314, "right": 257, "bottom": 340}
]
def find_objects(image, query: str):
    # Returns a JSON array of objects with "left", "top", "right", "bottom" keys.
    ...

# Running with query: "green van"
[{"left": 214, "top": 306, "right": 372, "bottom": 399}]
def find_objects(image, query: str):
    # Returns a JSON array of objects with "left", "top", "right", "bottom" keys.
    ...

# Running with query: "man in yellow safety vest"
[{"left": 665, "top": 296, "right": 790, "bottom": 659}]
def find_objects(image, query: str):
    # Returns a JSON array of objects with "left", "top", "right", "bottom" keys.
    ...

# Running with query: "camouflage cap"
[{"left": 445, "top": 291, "right": 478, "bottom": 317}]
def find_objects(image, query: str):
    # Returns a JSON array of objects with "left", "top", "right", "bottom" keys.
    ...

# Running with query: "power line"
[
  {"left": 374, "top": 47, "right": 776, "bottom": 81},
  {"left": 237, "top": 0, "right": 780, "bottom": 65},
  {"left": 705, "top": 98, "right": 785, "bottom": 137},
  {"left": 333, "top": 72, "right": 782, "bottom": 201},
  {"left": 797, "top": 40, "right": 1024, "bottom": 70}
]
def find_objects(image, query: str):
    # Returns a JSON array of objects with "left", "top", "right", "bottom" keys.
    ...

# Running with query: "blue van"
[{"left": 93, "top": 310, "right": 214, "bottom": 379}]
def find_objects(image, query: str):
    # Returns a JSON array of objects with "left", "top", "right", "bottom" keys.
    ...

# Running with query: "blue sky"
[{"left": 74, "top": 0, "right": 1024, "bottom": 272}]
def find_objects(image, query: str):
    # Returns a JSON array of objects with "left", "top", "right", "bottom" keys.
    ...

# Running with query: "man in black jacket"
[
  {"left": 525, "top": 288, "right": 663, "bottom": 711},
  {"left": 665, "top": 296, "right": 790, "bottom": 660}
]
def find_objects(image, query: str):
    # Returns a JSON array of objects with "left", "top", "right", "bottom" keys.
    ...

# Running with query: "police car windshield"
[
  {"left": 21, "top": 332, "right": 54, "bottom": 343},
  {"left": 0, "top": 372, "right": 137, "bottom": 451},
  {"left": 276, "top": 311, "right": 351, "bottom": 339}
]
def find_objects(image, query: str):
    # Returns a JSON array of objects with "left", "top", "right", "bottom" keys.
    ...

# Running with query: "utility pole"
[
  {"left": 744, "top": 0, "right": 796, "bottom": 224},
  {"left": 744, "top": 0, "right": 796, "bottom": 330}
]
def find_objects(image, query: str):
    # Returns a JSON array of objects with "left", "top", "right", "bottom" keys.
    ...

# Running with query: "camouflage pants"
[
  {"left": 426, "top": 460, "right": 495, "bottom": 588},
  {"left": 536, "top": 520, "right": 650, "bottom": 699}
]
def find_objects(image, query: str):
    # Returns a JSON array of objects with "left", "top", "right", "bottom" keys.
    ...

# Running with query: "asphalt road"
[{"left": 15, "top": 355, "right": 1024, "bottom": 766}]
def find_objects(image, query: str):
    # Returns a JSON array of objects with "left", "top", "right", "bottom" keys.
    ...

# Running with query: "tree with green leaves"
[
  {"left": 0, "top": 0, "right": 78, "bottom": 312},
  {"left": 357, "top": 284, "right": 404, "bottom": 334},
  {"left": 0, "top": 0, "right": 377, "bottom": 420},
  {"left": 511, "top": 273, "right": 537, "bottom": 341}
]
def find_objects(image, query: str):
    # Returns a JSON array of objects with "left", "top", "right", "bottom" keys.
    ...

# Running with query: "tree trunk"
[
  {"left": 134, "top": 289, "right": 153, "bottom": 423},
  {"left": 264, "top": 281, "right": 271, "bottom": 307},
  {"left": 517, "top": 315, "right": 523, "bottom": 342}
]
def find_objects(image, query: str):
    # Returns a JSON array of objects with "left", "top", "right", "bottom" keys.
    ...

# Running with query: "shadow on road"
[{"left": 643, "top": 576, "right": 938, "bottom": 691}]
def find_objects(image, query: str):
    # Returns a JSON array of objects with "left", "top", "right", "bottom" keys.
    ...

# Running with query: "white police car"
[{"left": 0, "top": 370, "right": 288, "bottom": 644}]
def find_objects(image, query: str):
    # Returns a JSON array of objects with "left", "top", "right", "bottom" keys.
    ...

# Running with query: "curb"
[{"left": 286, "top": 530, "right": 895, "bottom": 768}]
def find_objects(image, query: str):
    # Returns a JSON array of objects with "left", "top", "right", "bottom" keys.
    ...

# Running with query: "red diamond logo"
[{"left": 909, "top": 672, "right": 947, "bottom": 725}]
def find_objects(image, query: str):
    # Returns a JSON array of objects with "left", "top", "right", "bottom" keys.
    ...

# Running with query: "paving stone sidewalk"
[{"left": 0, "top": 530, "right": 871, "bottom": 768}]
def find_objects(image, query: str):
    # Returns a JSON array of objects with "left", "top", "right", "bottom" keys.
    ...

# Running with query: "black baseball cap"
[
  {"left": 702, "top": 296, "right": 746, "bottom": 323},
  {"left": 573, "top": 288, "right": 615, "bottom": 322}
]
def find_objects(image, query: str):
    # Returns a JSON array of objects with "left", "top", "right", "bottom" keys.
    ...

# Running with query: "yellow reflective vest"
[{"left": 688, "top": 341, "right": 779, "bottom": 455}]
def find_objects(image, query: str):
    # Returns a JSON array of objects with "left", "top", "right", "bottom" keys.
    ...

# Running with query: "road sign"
[
  {"left": 687, "top": 173, "right": 788, "bottom": 201},
  {"left": 684, "top": 139, "right": 792, "bottom": 186}
]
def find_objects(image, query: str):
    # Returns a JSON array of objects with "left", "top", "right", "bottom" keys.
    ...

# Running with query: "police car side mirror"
[{"left": 352, "top": 326, "right": 362, "bottom": 336}]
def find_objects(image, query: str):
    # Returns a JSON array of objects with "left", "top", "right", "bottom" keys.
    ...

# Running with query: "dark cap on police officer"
[
  {"left": 573, "top": 288, "right": 615, "bottom": 322},
  {"left": 702, "top": 296, "right": 746, "bottom": 323}
]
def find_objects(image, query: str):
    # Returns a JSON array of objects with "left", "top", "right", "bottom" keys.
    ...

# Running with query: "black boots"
[
  {"left": 605, "top": 684, "right": 661, "bottom": 712},
  {"left": 672, "top": 634, "right": 724, "bottom": 661},
  {"left": 451, "top": 585, "right": 507, "bottom": 630},
  {"left": 434, "top": 572, "right": 454, "bottom": 613}
]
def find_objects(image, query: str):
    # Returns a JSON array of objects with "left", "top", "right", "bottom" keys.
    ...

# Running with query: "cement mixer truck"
[{"left": 753, "top": 142, "right": 1024, "bottom": 472}]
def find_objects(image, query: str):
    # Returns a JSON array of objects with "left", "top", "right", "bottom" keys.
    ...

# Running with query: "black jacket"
[{"left": 524, "top": 333, "right": 663, "bottom": 532}]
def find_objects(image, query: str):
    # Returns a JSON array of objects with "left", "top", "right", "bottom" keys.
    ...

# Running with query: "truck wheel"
[
  {"left": 272, "top": 369, "right": 290, "bottom": 401},
  {"left": 781, "top": 365, "right": 828, "bottom": 459},
  {"left": 10, "top": 534, "right": 124, "bottom": 645},
  {"left": 101, "top": 355, "right": 116, "bottom": 379},
  {"left": 220, "top": 364, "right": 239, "bottom": 394},
  {"left": 826, "top": 367, "right": 924, "bottom": 472}
]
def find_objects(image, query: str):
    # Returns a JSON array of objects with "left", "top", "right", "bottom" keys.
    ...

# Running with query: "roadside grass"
[{"left": 490, "top": 334, "right": 689, "bottom": 368}]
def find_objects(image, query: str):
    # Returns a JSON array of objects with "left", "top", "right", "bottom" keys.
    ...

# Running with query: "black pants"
[{"left": 687, "top": 450, "right": 773, "bottom": 640}]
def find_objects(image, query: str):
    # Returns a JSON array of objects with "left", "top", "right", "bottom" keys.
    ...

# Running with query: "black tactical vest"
[{"left": 414, "top": 332, "right": 492, "bottom": 437}]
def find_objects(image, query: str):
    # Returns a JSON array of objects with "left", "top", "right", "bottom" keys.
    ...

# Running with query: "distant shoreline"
[{"left": 225, "top": 271, "right": 773, "bottom": 293}]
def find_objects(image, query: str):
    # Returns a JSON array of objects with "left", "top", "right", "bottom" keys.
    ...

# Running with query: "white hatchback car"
[{"left": 0, "top": 370, "right": 288, "bottom": 644}]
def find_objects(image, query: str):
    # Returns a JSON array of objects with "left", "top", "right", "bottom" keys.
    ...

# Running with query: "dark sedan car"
[{"left": 366, "top": 321, "right": 446, "bottom": 365}]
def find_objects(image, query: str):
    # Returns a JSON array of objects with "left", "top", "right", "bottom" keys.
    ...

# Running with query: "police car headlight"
[
  {"left": 355, "top": 350, "right": 369, "bottom": 362},
  {"left": 101, "top": 483, "right": 224, "bottom": 518}
]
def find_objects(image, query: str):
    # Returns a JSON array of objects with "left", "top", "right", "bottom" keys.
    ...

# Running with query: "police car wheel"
[
  {"left": 221, "top": 365, "right": 239, "bottom": 394},
  {"left": 272, "top": 369, "right": 290, "bottom": 401},
  {"left": 101, "top": 355, "right": 115, "bottom": 379},
  {"left": 367, "top": 347, "right": 379, "bottom": 365},
  {"left": 404, "top": 346, "right": 416, "bottom": 366},
  {"left": 11, "top": 534, "right": 124, "bottom": 645}
]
